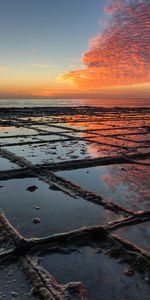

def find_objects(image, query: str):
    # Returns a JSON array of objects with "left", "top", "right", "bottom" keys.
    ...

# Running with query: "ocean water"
[{"left": 0, "top": 98, "right": 149, "bottom": 107}]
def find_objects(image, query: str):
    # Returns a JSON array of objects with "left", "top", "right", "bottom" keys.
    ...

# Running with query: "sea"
[{"left": 0, "top": 98, "right": 149, "bottom": 108}]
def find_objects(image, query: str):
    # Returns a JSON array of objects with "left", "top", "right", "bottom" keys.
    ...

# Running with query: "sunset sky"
[{"left": 0, "top": 0, "right": 150, "bottom": 100}]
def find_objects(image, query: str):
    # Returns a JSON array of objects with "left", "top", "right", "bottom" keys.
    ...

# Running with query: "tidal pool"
[
  {"left": 0, "top": 178, "right": 119, "bottom": 238},
  {"left": 0, "top": 126, "right": 38, "bottom": 137},
  {"left": 3, "top": 139, "right": 102, "bottom": 164},
  {"left": 33, "top": 245, "right": 150, "bottom": 300},
  {"left": 31, "top": 124, "right": 71, "bottom": 133},
  {"left": 0, "top": 136, "right": 41, "bottom": 145},
  {"left": 114, "top": 221, "right": 150, "bottom": 251},
  {"left": 0, "top": 157, "right": 19, "bottom": 171},
  {"left": 57, "top": 164, "right": 149, "bottom": 212}
]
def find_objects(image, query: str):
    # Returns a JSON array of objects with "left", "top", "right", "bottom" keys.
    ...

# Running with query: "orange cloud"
[{"left": 61, "top": 0, "right": 150, "bottom": 89}]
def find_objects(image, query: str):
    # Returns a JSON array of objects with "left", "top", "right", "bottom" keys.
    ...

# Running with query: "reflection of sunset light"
[
  {"left": 65, "top": 108, "right": 150, "bottom": 159},
  {"left": 101, "top": 164, "right": 150, "bottom": 208},
  {"left": 0, "top": 126, "right": 10, "bottom": 133}
]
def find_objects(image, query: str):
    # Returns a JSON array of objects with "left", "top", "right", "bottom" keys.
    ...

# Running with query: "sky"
[{"left": 0, "top": 0, "right": 150, "bottom": 100}]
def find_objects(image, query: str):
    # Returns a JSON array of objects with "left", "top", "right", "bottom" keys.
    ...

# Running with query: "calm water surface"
[{"left": 0, "top": 98, "right": 149, "bottom": 107}]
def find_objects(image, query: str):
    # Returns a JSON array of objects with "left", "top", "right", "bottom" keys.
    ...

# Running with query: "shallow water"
[
  {"left": 57, "top": 164, "right": 150, "bottom": 212},
  {"left": 3, "top": 139, "right": 102, "bottom": 164},
  {"left": 34, "top": 245, "right": 150, "bottom": 300},
  {"left": 0, "top": 126, "right": 38, "bottom": 137},
  {"left": 114, "top": 221, "right": 150, "bottom": 251},
  {"left": 0, "top": 157, "right": 20, "bottom": 171},
  {"left": 0, "top": 178, "right": 119, "bottom": 238}
]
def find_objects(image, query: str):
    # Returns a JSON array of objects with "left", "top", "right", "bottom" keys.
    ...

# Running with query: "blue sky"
[
  {"left": 0, "top": 0, "right": 106, "bottom": 70},
  {"left": 0, "top": 0, "right": 149, "bottom": 99}
]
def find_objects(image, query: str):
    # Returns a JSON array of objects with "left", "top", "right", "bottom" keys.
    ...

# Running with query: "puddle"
[
  {"left": 62, "top": 130, "right": 97, "bottom": 138},
  {"left": 50, "top": 122, "right": 88, "bottom": 130},
  {"left": 87, "top": 136, "right": 139, "bottom": 147},
  {"left": 65, "top": 123, "right": 113, "bottom": 131},
  {"left": 0, "top": 136, "right": 41, "bottom": 145},
  {"left": 116, "top": 134, "right": 150, "bottom": 143},
  {"left": 33, "top": 245, "right": 150, "bottom": 300},
  {"left": 0, "top": 178, "right": 119, "bottom": 238},
  {"left": 3, "top": 140, "right": 102, "bottom": 164},
  {"left": 57, "top": 164, "right": 149, "bottom": 211},
  {"left": 31, "top": 125, "right": 71, "bottom": 133},
  {"left": 0, "top": 126, "right": 38, "bottom": 137},
  {"left": 0, "top": 261, "right": 36, "bottom": 299},
  {"left": 90, "top": 127, "right": 146, "bottom": 135},
  {"left": 136, "top": 147, "right": 150, "bottom": 154},
  {"left": 85, "top": 141, "right": 126, "bottom": 157},
  {"left": 114, "top": 222, "right": 150, "bottom": 251},
  {"left": 0, "top": 157, "right": 19, "bottom": 171},
  {"left": 36, "top": 134, "right": 68, "bottom": 141}
]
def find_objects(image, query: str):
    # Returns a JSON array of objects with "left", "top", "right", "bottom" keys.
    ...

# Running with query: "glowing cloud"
[{"left": 61, "top": 0, "right": 150, "bottom": 89}]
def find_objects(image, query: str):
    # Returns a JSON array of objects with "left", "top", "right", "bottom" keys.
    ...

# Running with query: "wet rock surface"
[
  {"left": 0, "top": 261, "right": 36, "bottom": 299},
  {"left": 0, "top": 106, "right": 150, "bottom": 299}
]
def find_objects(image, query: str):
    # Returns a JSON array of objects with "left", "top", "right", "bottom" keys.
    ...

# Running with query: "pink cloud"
[{"left": 61, "top": 0, "right": 150, "bottom": 89}]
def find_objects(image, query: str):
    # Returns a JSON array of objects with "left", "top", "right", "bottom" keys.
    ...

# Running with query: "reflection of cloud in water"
[
  {"left": 58, "top": 163, "right": 149, "bottom": 211},
  {"left": 101, "top": 164, "right": 149, "bottom": 210}
]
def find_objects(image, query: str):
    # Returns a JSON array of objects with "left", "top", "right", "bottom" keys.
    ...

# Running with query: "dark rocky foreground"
[{"left": 0, "top": 106, "right": 150, "bottom": 299}]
